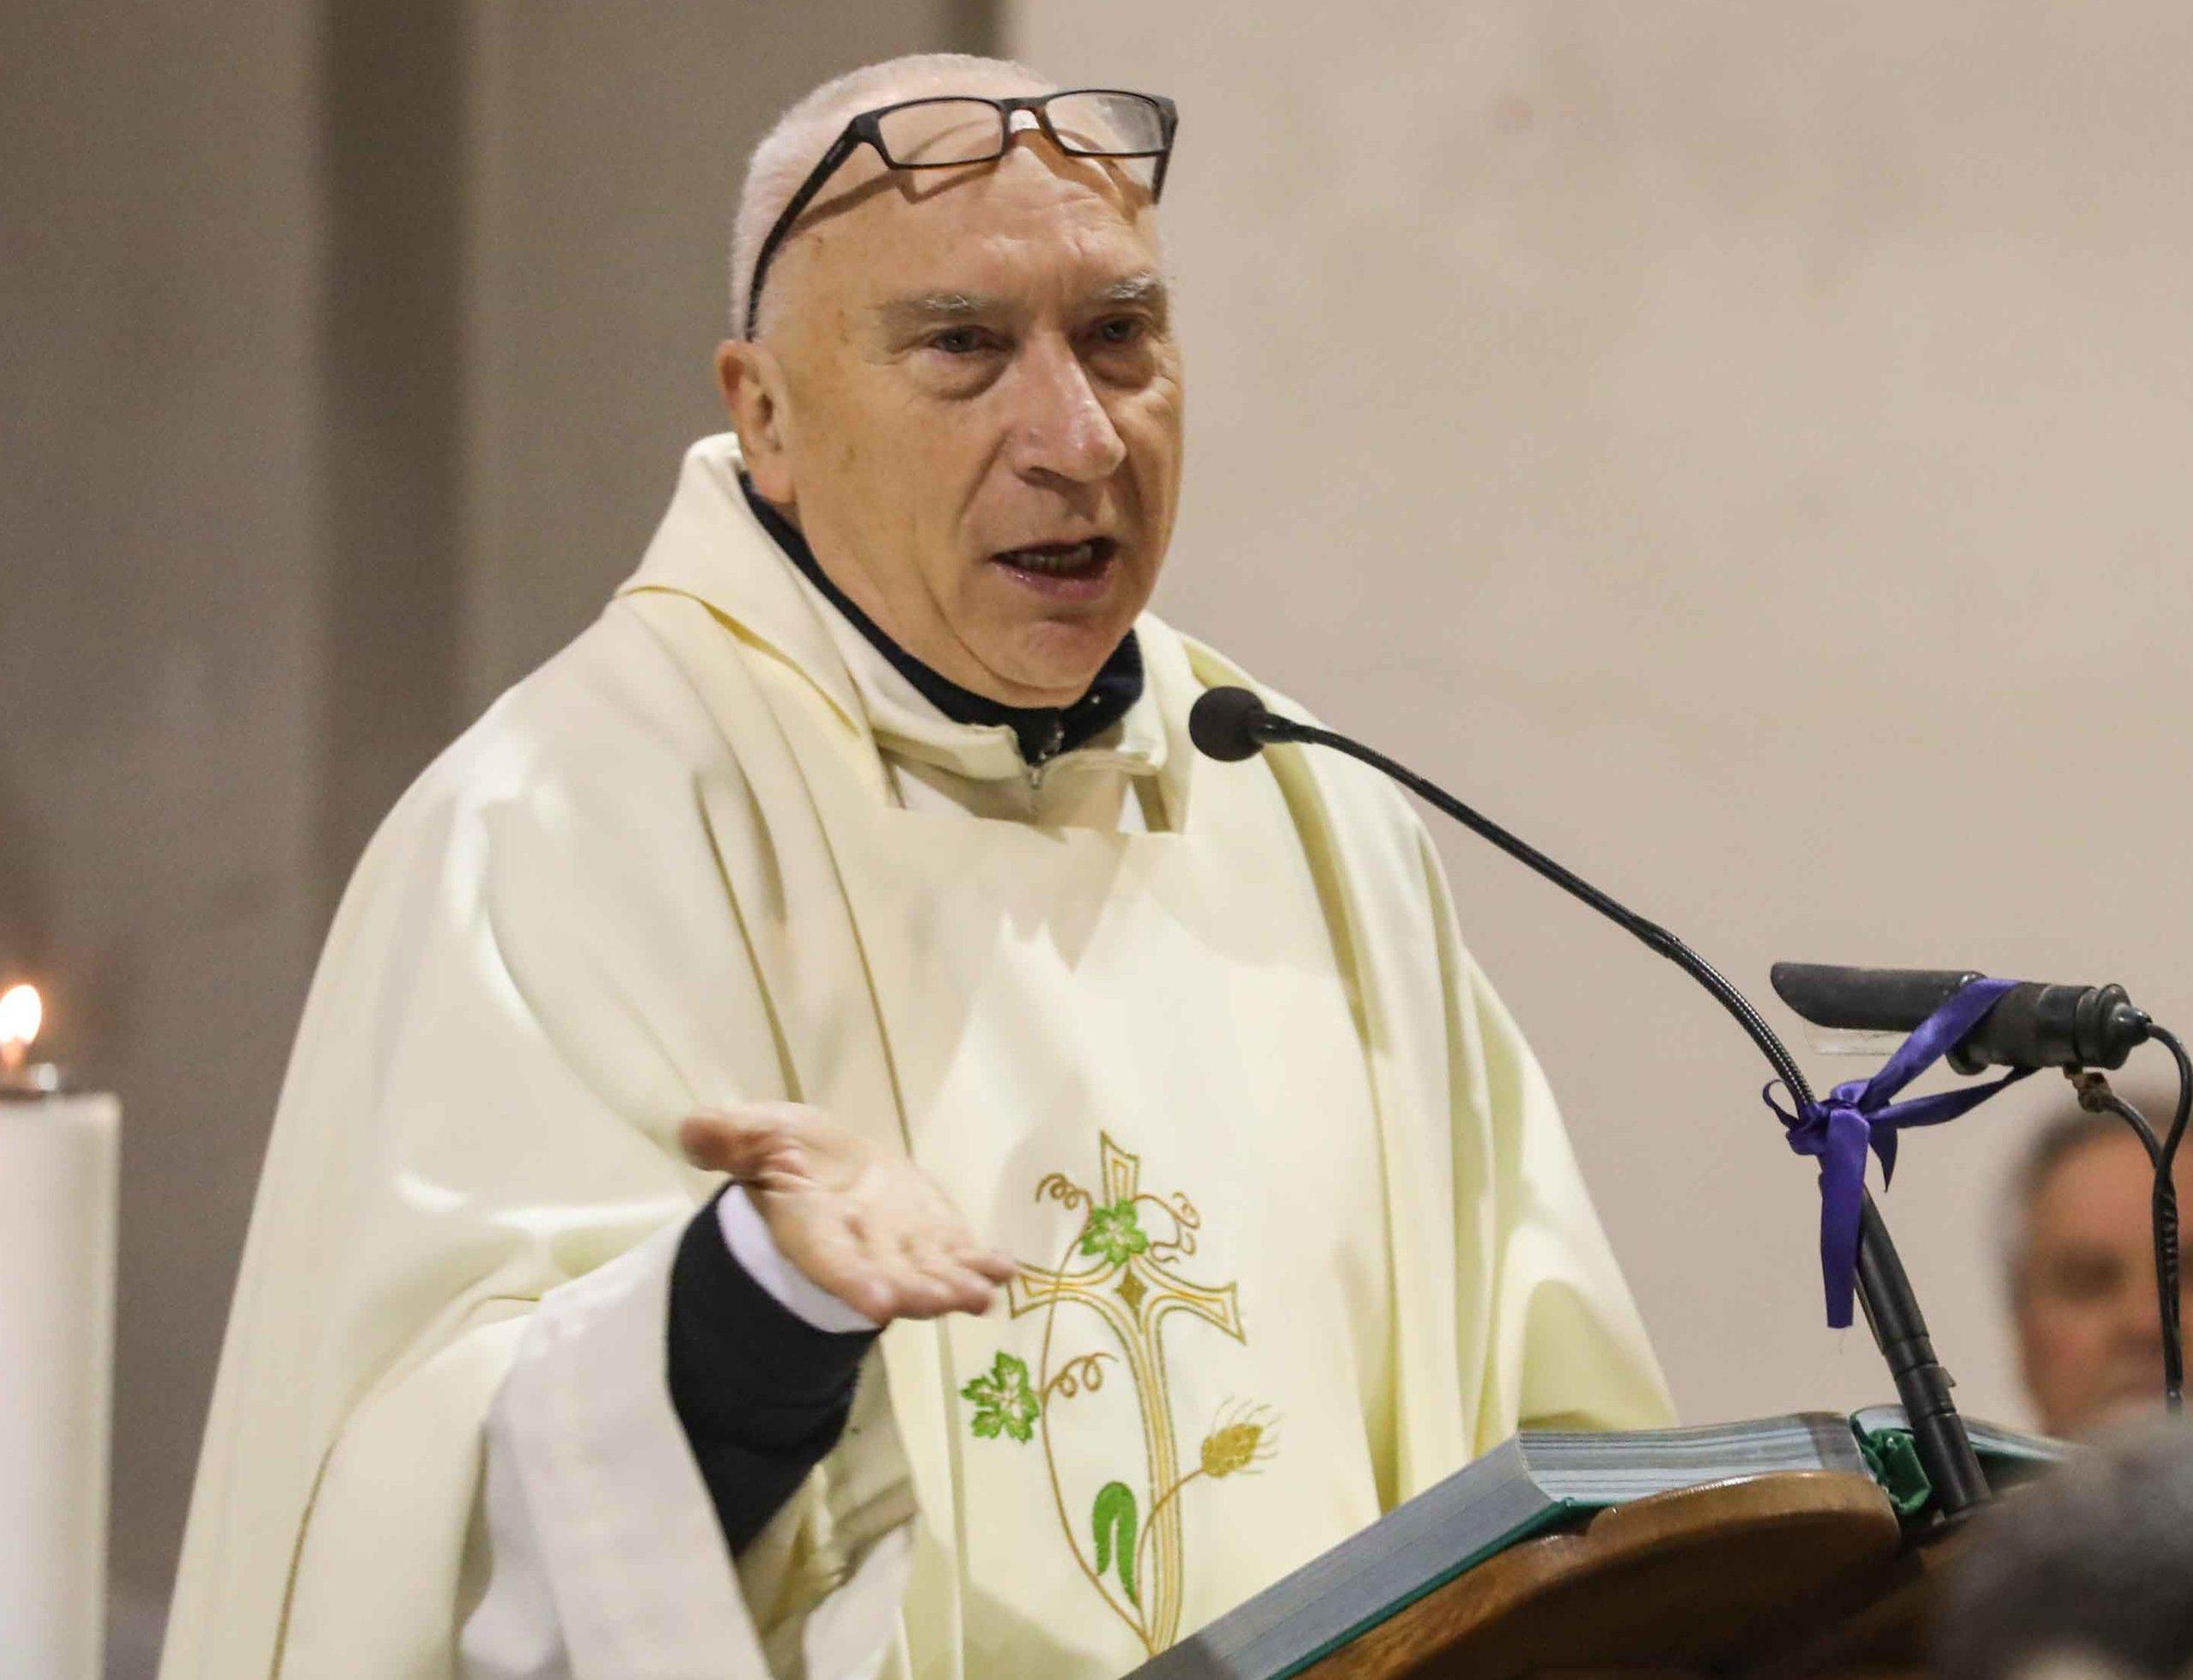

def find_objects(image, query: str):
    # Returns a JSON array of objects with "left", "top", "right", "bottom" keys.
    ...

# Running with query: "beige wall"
[{"left": 1010, "top": 3, "right": 2193, "bottom": 1430}]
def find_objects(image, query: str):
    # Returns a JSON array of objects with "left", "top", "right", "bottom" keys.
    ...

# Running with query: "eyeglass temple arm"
[{"left": 744, "top": 126, "right": 868, "bottom": 338}]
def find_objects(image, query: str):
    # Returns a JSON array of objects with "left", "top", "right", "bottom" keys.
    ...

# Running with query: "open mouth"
[{"left": 991, "top": 537, "right": 1120, "bottom": 601}]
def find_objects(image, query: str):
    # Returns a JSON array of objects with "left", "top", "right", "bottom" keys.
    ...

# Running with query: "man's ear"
[{"left": 716, "top": 338, "right": 796, "bottom": 504}]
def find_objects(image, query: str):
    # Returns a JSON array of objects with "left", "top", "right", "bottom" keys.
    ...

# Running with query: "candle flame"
[{"left": 0, "top": 983, "right": 42, "bottom": 1071}]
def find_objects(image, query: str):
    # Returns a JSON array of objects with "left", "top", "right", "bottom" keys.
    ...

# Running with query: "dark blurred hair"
[{"left": 1937, "top": 1420, "right": 2193, "bottom": 1680}]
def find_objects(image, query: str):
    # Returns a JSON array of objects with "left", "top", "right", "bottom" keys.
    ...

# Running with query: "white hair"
[{"left": 730, "top": 53, "right": 1055, "bottom": 338}]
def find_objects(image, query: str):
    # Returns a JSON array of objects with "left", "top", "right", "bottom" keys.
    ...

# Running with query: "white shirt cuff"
[{"left": 715, "top": 1182, "right": 881, "bottom": 1335}]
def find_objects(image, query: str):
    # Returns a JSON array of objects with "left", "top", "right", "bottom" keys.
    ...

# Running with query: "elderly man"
[{"left": 162, "top": 52, "right": 1669, "bottom": 1679}]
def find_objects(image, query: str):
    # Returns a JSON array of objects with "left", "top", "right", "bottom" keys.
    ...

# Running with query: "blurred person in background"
[
  {"left": 2010, "top": 1088, "right": 2191, "bottom": 1438},
  {"left": 1937, "top": 1417, "right": 2193, "bottom": 1680}
]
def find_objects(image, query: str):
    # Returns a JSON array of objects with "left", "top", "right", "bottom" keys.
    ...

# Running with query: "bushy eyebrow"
[
  {"left": 876, "top": 291, "right": 989, "bottom": 336},
  {"left": 873, "top": 272, "right": 1171, "bottom": 338},
  {"left": 1095, "top": 272, "right": 1169, "bottom": 320}
]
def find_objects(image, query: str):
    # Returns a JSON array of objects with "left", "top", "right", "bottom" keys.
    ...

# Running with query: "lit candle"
[
  {"left": 0, "top": 983, "right": 118, "bottom": 1679},
  {"left": 0, "top": 981, "right": 40, "bottom": 1076}
]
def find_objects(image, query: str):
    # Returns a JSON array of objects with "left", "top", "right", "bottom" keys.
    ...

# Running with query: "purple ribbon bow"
[{"left": 1765, "top": 977, "right": 2033, "bottom": 1329}]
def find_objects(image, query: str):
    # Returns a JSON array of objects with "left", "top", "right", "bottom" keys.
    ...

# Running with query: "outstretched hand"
[{"left": 679, "top": 1103, "right": 1019, "bottom": 1326}]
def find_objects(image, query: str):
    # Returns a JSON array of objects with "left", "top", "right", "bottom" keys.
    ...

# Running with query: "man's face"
[
  {"left": 2015, "top": 1131, "right": 2190, "bottom": 1438},
  {"left": 722, "top": 119, "right": 1183, "bottom": 708}
]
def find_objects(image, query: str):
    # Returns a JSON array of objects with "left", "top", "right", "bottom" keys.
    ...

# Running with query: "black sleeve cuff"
[{"left": 666, "top": 1187, "right": 880, "bottom": 1554}]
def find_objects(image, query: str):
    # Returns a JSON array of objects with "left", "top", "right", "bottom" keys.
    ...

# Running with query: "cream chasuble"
[{"left": 161, "top": 435, "right": 1671, "bottom": 1680}]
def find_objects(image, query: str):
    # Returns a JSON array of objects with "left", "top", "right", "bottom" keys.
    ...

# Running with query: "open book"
[{"left": 1130, "top": 1408, "right": 2066, "bottom": 1680}]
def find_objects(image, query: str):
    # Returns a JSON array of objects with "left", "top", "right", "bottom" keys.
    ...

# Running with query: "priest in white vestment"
[{"left": 161, "top": 51, "right": 1673, "bottom": 1680}]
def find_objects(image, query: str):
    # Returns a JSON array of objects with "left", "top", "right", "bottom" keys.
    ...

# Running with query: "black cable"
[
  {"left": 2068, "top": 1071, "right": 2162, "bottom": 1164},
  {"left": 2067, "top": 1069, "right": 2178, "bottom": 1411},
  {"left": 2148, "top": 1025, "right": 2192, "bottom": 1412}
]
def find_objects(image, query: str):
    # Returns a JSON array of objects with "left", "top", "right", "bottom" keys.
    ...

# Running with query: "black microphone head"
[{"left": 1189, "top": 686, "right": 1273, "bottom": 762}]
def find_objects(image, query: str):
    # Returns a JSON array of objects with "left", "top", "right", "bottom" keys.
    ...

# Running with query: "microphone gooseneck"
[{"left": 1189, "top": 684, "right": 1993, "bottom": 1516}]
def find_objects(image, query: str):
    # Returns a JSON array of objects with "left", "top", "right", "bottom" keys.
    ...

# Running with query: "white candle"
[{"left": 0, "top": 984, "right": 117, "bottom": 1680}]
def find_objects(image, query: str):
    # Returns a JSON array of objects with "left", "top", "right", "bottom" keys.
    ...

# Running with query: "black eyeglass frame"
[{"left": 741, "top": 88, "right": 1179, "bottom": 339}]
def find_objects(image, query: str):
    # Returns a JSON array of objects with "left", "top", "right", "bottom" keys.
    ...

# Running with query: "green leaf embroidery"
[
  {"left": 959, "top": 1351, "right": 1041, "bottom": 1444},
  {"left": 1091, "top": 1480, "right": 1141, "bottom": 1607},
  {"left": 1079, "top": 1199, "right": 1151, "bottom": 1266}
]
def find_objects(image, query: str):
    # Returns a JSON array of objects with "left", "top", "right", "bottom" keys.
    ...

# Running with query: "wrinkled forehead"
[{"left": 805, "top": 132, "right": 1162, "bottom": 314}]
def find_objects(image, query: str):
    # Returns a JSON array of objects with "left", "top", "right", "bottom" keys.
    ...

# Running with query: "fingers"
[
  {"left": 899, "top": 1178, "right": 1019, "bottom": 1287},
  {"left": 820, "top": 1229, "right": 978, "bottom": 1324},
  {"left": 899, "top": 1232, "right": 1001, "bottom": 1318},
  {"left": 781, "top": 1210, "right": 898, "bottom": 1325},
  {"left": 961, "top": 1246, "right": 1021, "bottom": 1285},
  {"left": 932, "top": 1221, "right": 1019, "bottom": 1288},
  {"left": 791, "top": 1236, "right": 971, "bottom": 1324},
  {"left": 774, "top": 1205, "right": 1019, "bottom": 1326}
]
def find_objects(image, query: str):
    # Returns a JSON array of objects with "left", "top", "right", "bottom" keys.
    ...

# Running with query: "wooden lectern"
[{"left": 1298, "top": 1470, "right": 1954, "bottom": 1680}]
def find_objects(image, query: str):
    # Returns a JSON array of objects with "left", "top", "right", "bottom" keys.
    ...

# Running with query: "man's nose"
[{"left": 1007, "top": 338, "right": 1127, "bottom": 487}]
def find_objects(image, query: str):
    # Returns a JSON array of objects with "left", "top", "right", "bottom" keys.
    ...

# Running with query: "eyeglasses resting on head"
[{"left": 742, "top": 88, "right": 1179, "bottom": 340}]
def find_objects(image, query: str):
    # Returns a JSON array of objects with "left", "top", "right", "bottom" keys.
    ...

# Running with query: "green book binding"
[{"left": 1848, "top": 1403, "right": 2068, "bottom": 1515}]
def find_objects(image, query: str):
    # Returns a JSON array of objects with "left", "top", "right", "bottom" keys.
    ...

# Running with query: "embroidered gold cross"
[{"left": 1008, "top": 1133, "right": 1245, "bottom": 1650}]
